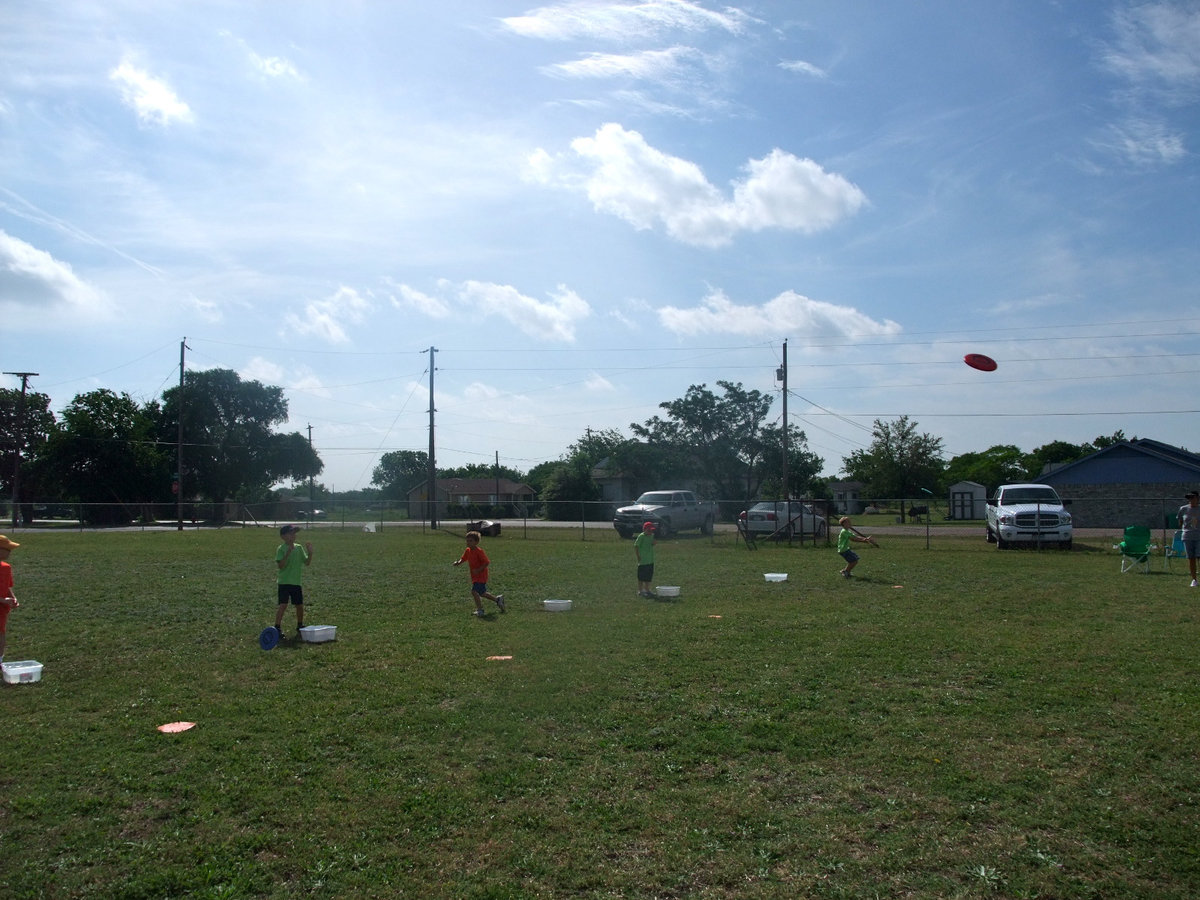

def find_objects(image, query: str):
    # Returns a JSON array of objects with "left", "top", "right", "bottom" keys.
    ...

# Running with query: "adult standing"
[{"left": 1178, "top": 490, "right": 1200, "bottom": 588}]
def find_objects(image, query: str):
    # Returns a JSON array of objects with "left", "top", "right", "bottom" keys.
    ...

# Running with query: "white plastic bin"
[
  {"left": 2, "top": 660, "right": 43, "bottom": 684},
  {"left": 299, "top": 625, "right": 337, "bottom": 643}
]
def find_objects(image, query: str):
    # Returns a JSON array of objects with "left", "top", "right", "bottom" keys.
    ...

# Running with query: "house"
[
  {"left": 948, "top": 481, "right": 987, "bottom": 520},
  {"left": 1038, "top": 439, "right": 1200, "bottom": 528},
  {"left": 828, "top": 480, "right": 865, "bottom": 515},
  {"left": 406, "top": 477, "right": 536, "bottom": 520}
]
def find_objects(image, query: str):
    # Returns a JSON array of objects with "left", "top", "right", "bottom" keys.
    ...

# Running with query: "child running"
[
  {"left": 837, "top": 516, "right": 877, "bottom": 578},
  {"left": 0, "top": 535, "right": 20, "bottom": 665},
  {"left": 453, "top": 530, "right": 505, "bottom": 617}
]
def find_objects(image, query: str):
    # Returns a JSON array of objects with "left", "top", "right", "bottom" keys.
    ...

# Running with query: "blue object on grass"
[{"left": 259, "top": 626, "right": 280, "bottom": 650}]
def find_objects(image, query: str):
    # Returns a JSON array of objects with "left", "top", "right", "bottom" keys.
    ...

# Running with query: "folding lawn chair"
[
  {"left": 1116, "top": 525, "right": 1154, "bottom": 574},
  {"left": 1164, "top": 530, "right": 1186, "bottom": 572}
]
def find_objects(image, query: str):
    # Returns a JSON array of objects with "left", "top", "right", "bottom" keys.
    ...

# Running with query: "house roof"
[
  {"left": 1038, "top": 439, "right": 1200, "bottom": 486},
  {"left": 438, "top": 478, "right": 533, "bottom": 494}
]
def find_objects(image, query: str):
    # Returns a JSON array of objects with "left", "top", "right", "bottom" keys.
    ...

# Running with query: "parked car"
[
  {"left": 986, "top": 483, "right": 1072, "bottom": 550},
  {"left": 297, "top": 509, "right": 327, "bottom": 520},
  {"left": 739, "top": 501, "right": 827, "bottom": 538}
]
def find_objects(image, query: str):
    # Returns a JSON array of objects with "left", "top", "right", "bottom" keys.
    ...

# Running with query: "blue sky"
[{"left": 2, "top": 1, "right": 1198, "bottom": 492}]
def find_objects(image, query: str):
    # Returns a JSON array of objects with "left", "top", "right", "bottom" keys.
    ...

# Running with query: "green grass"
[{"left": 1, "top": 528, "right": 1198, "bottom": 898}]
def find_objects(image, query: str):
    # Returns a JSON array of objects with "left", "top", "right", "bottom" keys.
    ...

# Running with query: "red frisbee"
[{"left": 964, "top": 353, "right": 997, "bottom": 372}]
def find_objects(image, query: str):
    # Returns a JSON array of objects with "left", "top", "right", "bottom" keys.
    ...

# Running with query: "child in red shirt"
[
  {"left": 453, "top": 531, "right": 505, "bottom": 618},
  {"left": 0, "top": 535, "right": 20, "bottom": 664}
]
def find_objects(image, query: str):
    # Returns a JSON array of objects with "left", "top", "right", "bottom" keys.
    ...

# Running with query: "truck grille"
[{"left": 1014, "top": 512, "right": 1059, "bottom": 528}]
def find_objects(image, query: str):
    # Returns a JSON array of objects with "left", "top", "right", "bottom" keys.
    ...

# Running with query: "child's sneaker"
[
  {"left": 473, "top": 608, "right": 486, "bottom": 617},
  {"left": 495, "top": 594, "right": 506, "bottom": 613}
]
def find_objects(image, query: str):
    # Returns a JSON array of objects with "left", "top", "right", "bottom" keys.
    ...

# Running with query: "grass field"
[{"left": 1, "top": 527, "right": 1198, "bottom": 899}]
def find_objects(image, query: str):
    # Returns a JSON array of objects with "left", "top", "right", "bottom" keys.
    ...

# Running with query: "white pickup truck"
[{"left": 986, "top": 483, "right": 1072, "bottom": 550}]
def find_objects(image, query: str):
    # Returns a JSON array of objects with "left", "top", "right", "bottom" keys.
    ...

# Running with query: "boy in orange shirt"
[
  {"left": 0, "top": 535, "right": 21, "bottom": 664},
  {"left": 453, "top": 530, "right": 505, "bottom": 617}
]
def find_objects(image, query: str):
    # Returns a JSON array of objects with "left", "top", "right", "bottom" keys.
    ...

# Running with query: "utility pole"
[
  {"left": 307, "top": 424, "right": 315, "bottom": 517},
  {"left": 425, "top": 347, "right": 438, "bottom": 529},
  {"left": 176, "top": 340, "right": 187, "bottom": 531},
  {"left": 778, "top": 340, "right": 789, "bottom": 500},
  {"left": 4, "top": 371, "right": 38, "bottom": 530},
  {"left": 495, "top": 450, "right": 500, "bottom": 513}
]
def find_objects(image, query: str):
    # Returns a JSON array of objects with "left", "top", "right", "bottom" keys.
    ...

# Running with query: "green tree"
[
  {"left": 371, "top": 450, "right": 430, "bottom": 501},
  {"left": 630, "top": 381, "right": 775, "bottom": 513},
  {"left": 159, "top": 369, "right": 322, "bottom": 503},
  {"left": 842, "top": 416, "right": 945, "bottom": 518},
  {"left": 756, "top": 422, "right": 824, "bottom": 499},
  {"left": 1023, "top": 440, "right": 1089, "bottom": 480},
  {"left": 943, "top": 444, "right": 1026, "bottom": 495},
  {"left": 29, "top": 390, "right": 169, "bottom": 524},
  {"left": 0, "top": 387, "right": 55, "bottom": 509}
]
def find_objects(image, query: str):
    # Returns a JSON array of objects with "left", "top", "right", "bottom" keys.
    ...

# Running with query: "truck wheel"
[
  {"left": 657, "top": 519, "right": 673, "bottom": 540},
  {"left": 701, "top": 515, "right": 714, "bottom": 536},
  {"left": 996, "top": 535, "right": 1009, "bottom": 550},
  {"left": 986, "top": 527, "right": 996, "bottom": 544},
  {"left": 1061, "top": 539, "right": 1072, "bottom": 550},
  {"left": 816, "top": 520, "right": 827, "bottom": 538}
]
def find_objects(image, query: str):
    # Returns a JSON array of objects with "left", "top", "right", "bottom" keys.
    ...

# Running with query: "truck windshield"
[
  {"left": 1002, "top": 488, "right": 1060, "bottom": 504},
  {"left": 636, "top": 493, "right": 674, "bottom": 504}
]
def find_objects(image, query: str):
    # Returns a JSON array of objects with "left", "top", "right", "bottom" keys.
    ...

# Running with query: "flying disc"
[
  {"left": 157, "top": 722, "right": 196, "bottom": 733},
  {"left": 259, "top": 626, "right": 280, "bottom": 651},
  {"left": 964, "top": 353, "right": 997, "bottom": 372}
]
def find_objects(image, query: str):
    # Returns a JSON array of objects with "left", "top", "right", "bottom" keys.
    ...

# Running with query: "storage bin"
[
  {"left": 543, "top": 599, "right": 572, "bottom": 611},
  {"left": 2, "top": 660, "right": 43, "bottom": 684},
  {"left": 299, "top": 625, "right": 337, "bottom": 643}
]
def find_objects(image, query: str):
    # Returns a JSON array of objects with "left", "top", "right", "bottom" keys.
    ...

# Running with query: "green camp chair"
[{"left": 1117, "top": 525, "right": 1153, "bottom": 574}]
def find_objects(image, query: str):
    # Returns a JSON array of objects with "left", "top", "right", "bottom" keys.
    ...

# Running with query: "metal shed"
[{"left": 948, "top": 481, "right": 987, "bottom": 520}]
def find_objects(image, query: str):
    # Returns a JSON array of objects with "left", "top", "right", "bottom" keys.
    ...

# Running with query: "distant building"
[
  {"left": 406, "top": 477, "right": 536, "bottom": 520},
  {"left": 948, "top": 481, "right": 987, "bottom": 520},
  {"left": 829, "top": 480, "right": 865, "bottom": 515},
  {"left": 1038, "top": 438, "right": 1200, "bottom": 528}
]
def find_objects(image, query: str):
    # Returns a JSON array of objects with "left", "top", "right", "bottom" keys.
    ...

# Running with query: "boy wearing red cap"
[
  {"left": 0, "top": 534, "right": 20, "bottom": 664},
  {"left": 634, "top": 521, "right": 657, "bottom": 598}
]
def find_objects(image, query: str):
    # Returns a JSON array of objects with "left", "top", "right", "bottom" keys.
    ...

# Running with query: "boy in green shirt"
[{"left": 275, "top": 524, "right": 313, "bottom": 637}]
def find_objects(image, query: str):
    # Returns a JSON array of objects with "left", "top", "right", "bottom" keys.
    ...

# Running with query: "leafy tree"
[
  {"left": 29, "top": 390, "right": 169, "bottom": 524},
  {"left": 371, "top": 450, "right": 430, "bottom": 500},
  {"left": 159, "top": 368, "right": 321, "bottom": 503},
  {"left": 0, "top": 387, "right": 55, "bottom": 504},
  {"left": 630, "top": 381, "right": 775, "bottom": 513},
  {"left": 539, "top": 454, "right": 604, "bottom": 520},
  {"left": 756, "top": 422, "right": 824, "bottom": 499},
  {"left": 842, "top": 416, "right": 945, "bottom": 518},
  {"left": 1023, "top": 440, "right": 1090, "bottom": 479},
  {"left": 438, "top": 462, "right": 525, "bottom": 482},
  {"left": 943, "top": 444, "right": 1026, "bottom": 495}
]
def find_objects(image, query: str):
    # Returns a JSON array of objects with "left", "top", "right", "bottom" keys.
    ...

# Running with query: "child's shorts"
[
  {"left": 0, "top": 604, "right": 8, "bottom": 633},
  {"left": 472, "top": 582, "right": 489, "bottom": 595},
  {"left": 839, "top": 549, "right": 860, "bottom": 563},
  {"left": 277, "top": 584, "right": 304, "bottom": 605},
  {"left": 1185, "top": 537, "right": 1200, "bottom": 560},
  {"left": 637, "top": 564, "right": 654, "bottom": 582}
]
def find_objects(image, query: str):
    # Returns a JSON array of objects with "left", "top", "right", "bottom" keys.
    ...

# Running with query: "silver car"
[{"left": 739, "top": 501, "right": 828, "bottom": 538}]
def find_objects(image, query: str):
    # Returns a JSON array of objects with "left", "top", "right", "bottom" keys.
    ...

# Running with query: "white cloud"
[
  {"left": 388, "top": 281, "right": 452, "bottom": 318},
  {"left": 457, "top": 281, "right": 590, "bottom": 342},
  {"left": 657, "top": 289, "right": 901, "bottom": 339},
  {"left": 501, "top": 0, "right": 754, "bottom": 42},
  {"left": 387, "top": 279, "right": 592, "bottom": 342},
  {"left": 1095, "top": 117, "right": 1186, "bottom": 168},
  {"left": 109, "top": 59, "right": 193, "bottom": 126},
  {"left": 0, "top": 230, "right": 109, "bottom": 315},
  {"left": 284, "top": 286, "right": 372, "bottom": 344},
  {"left": 542, "top": 46, "right": 704, "bottom": 80},
  {"left": 585, "top": 372, "right": 616, "bottom": 392},
  {"left": 779, "top": 59, "right": 827, "bottom": 79},
  {"left": 529, "top": 123, "right": 866, "bottom": 246},
  {"left": 1104, "top": 3, "right": 1200, "bottom": 97}
]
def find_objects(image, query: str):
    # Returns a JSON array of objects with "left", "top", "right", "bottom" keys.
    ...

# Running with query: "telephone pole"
[
  {"left": 425, "top": 347, "right": 438, "bottom": 529},
  {"left": 176, "top": 340, "right": 187, "bottom": 531},
  {"left": 4, "top": 371, "right": 38, "bottom": 530}
]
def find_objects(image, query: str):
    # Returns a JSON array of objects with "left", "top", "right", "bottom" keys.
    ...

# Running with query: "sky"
[{"left": 2, "top": 0, "right": 1199, "bottom": 493}]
